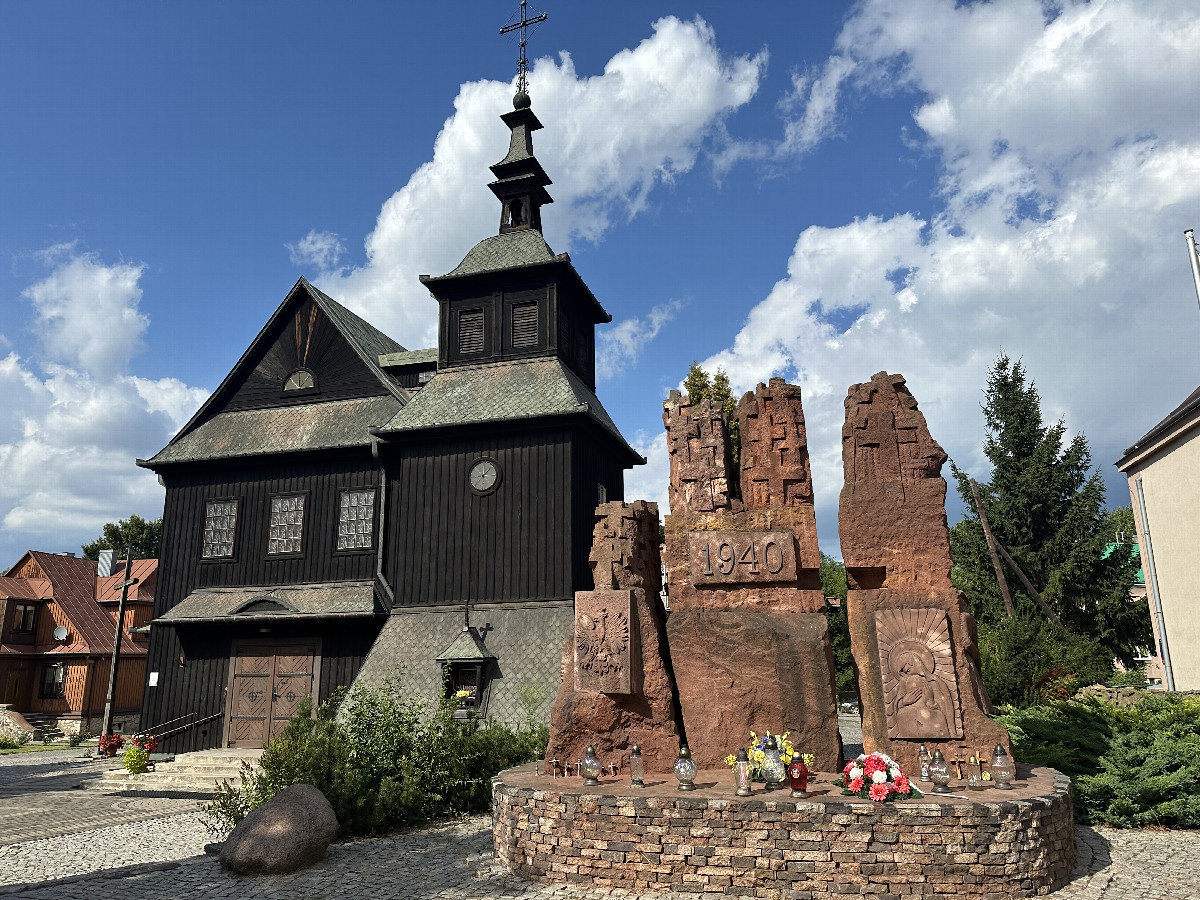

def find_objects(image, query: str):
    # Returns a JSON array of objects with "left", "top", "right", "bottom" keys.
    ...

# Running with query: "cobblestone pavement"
[
  {"left": 0, "top": 813, "right": 1197, "bottom": 900},
  {"left": 0, "top": 749, "right": 196, "bottom": 845}
]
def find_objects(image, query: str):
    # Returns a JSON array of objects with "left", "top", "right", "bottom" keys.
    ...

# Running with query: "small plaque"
[
  {"left": 574, "top": 589, "right": 639, "bottom": 695},
  {"left": 688, "top": 531, "right": 798, "bottom": 585}
]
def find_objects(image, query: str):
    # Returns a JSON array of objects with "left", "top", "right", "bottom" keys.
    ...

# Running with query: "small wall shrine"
[
  {"left": 839, "top": 371, "right": 1011, "bottom": 774},
  {"left": 660, "top": 378, "right": 842, "bottom": 772}
]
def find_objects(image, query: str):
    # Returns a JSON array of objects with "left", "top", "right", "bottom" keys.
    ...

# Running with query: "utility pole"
[
  {"left": 100, "top": 548, "right": 138, "bottom": 747},
  {"left": 1185, "top": 229, "right": 1200, "bottom": 317},
  {"left": 969, "top": 479, "right": 1016, "bottom": 619}
]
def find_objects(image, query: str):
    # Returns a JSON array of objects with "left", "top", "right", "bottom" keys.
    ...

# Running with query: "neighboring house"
[
  {"left": 1101, "top": 541, "right": 1164, "bottom": 686},
  {"left": 137, "top": 95, "right": 642, "bottom": 752},
  {"left": 0, "top": 551, "right": 154, "bottom": 736},
  {"left": 1117, "top": 382, "right": 1200, "bottom": 692}
]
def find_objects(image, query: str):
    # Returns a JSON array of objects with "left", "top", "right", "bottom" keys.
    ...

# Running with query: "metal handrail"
[{"left": 135, "top": 709, "right": 224, "bottom": 742}]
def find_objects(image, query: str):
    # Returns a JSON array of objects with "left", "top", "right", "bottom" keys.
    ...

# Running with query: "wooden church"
[{"left": 138, "top": 89, "right": 642, "bottom": 751}]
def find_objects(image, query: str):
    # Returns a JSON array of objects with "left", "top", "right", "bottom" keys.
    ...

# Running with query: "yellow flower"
[
  {"left": 802, "top": 753, "right": 816, "bottom": 768},
  {"left": 724, "top": 754, "right": 737, "bottom": 767}
]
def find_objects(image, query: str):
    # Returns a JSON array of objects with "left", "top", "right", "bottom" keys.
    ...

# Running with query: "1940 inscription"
[{"left": 688, "top": 531, "right": 798, "bottom": 586}]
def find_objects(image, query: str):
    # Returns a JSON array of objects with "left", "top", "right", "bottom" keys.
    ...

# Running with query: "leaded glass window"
[
  {"left": 268, "top": 494, "right": 305, "bottom": 555},
  {"left": 202, "top": 500, "right": 238, "bottom": 559},
  {"left": 337, "top": 489, "right": 376, "bottom": 550}
]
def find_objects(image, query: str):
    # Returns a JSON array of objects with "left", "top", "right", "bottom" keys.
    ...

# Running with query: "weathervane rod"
[{"left": 499, "top": 0, "right": 547, "bottom": 95}]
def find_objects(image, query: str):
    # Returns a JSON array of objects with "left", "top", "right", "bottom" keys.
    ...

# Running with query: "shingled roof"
[
  {"left": 143, "top": 395, "right": 401, "bottom": 466},
  {"left": 374, "top": 357, "right": 641, "bottom": 462},
  {"left": 155, "top": 581, "right": 381, "bottom": 624},
  {"left": 143, "top": 278, "right": 409, "bottom": 469}
]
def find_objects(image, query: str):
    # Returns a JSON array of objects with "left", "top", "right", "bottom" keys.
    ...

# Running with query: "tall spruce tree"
[{"left": 949, "top": 356, "right": 1149, "bottom": 705}]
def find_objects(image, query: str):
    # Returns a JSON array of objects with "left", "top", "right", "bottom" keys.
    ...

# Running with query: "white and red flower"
[{"left": 835, "top": 752, "right": 919, "bottom": 804}]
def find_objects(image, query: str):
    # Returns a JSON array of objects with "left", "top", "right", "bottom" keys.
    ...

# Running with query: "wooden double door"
[{"left": 225, "top": 639, "right": 320, "bottom": 748}]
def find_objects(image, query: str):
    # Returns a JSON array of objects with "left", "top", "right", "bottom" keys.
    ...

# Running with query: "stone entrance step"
[{"left": 78, "top": 748, "right": 264, "bottom": 798}]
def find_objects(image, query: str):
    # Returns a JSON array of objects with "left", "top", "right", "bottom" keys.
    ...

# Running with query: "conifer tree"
[{"left": 949, "top": 356, "right": 1149, "bottom": 705}]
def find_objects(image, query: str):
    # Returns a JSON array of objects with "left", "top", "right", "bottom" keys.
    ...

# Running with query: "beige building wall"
[{"left": 1124, "top": 424, "right": 1200, "bottom": 691}]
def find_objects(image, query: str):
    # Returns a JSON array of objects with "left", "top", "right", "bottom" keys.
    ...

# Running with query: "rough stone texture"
[
  {"left": 839, "top": 372, "right": 1010, "bottom": 776},
  {"left": 546, "top": 501, "right": 682, "bottom": 774},
  {"left": 219, "top": 784, "right": 338, "bottom": 875},
  {"left": 1074, "top": 684, "right": 1145, "bottom": 707},
  {"left": 493, "top": 762, "right": 1077, "bottom": 898},
  {"left": 663, "top": 381, "right": 840, "bottom": 771},
  {"left": 352, "top": 601, "right": 573, "bottom": 727},
  {"left": 668, "top": 608, "right": 842, "bottom": 772},
  {"left": 0, "top": 706, "right": 37, "bottom": 743}
]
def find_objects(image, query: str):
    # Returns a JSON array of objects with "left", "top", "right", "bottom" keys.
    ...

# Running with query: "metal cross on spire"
[{"left": 499, "top": 0, "right": 547, "bottom": 96}]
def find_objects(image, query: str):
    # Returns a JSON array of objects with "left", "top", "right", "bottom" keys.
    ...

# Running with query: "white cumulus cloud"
[
  {"left": 697, "top": 0, "right": 1200, "bottom": 548},
  {"left": 302, "top": 16, "right": 766, "bottom": 350},
  {"left": 596, "top": 299, "right": 685, "bottom": 381},
  {"left": 0, "top": 253, "right": 208, "bottom": 562}
]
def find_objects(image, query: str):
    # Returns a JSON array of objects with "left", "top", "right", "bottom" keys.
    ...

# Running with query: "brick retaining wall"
[{"left": 492, "top": 764, "right": 1075, "bottom": 898}]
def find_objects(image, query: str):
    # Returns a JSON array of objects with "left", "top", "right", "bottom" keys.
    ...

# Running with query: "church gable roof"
[
  {"left": 374, "top": 357, "right": 640, "bottom": 462},
  {"left": 143, "top": 278, "right": 409, "bottom": 468}
]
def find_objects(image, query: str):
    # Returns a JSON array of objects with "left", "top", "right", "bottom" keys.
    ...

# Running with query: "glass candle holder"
[
  {"left": 581, "top": 746, "right": 602, "bottom": 786},
  {"left": 918, "top": 744, "right": 932, "bottom": 783},
  {"left": 734, "top": 747, "right": 752, "bottom": 797},
  {"left": 990, "top": 744, "right": 1015, "bottom": 790},
  {"left": 787, "top": 757, "right": 809, "bottom": 798},
  {"left": 674, "top": 746, "right": 697, "bottom": 791},
  {"left": 929, "top": 749, "right": 951, "bottom": 794},
  {"left": 762, "top": 736, "right": 786, "bottom": 790},
  {"left": 629, "top": 745, "right": 645, "bottom": 788}
]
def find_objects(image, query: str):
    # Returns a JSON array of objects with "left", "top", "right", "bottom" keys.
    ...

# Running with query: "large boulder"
[{"left": 219, "top": 784, "right": 338, "bottom": 875}]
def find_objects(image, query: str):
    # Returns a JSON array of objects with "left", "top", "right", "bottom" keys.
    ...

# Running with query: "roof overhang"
[{"left": 154, "top": 581, "right": 384, "bottom": 626}]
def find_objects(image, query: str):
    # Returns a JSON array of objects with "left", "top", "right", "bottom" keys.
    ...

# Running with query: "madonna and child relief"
[{"left": 876, "top": 608, "right": 964, "bottom": 740}]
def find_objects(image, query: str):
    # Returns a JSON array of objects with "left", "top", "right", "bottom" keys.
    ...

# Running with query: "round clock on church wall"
[{"left": 469, "top": 458, "right": 502, "bottom": 495}]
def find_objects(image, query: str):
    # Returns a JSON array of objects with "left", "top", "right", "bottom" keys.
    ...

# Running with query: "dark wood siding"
[
  {"left": 386, "top": 428, "right": 574, "bottom": 606},
  {"left": 223, "top": 297, "right": 392, "bottom": 412},
  {"left": 141, "top": 452, "right": 384, "bottom": 752},
  {"left": 141, "top": 619, "right": 380, "bottom": 753}
]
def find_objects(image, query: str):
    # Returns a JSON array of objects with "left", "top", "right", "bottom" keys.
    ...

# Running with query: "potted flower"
[
  {"left": 834, "top": 752, "right": 922, "bottom": 803},
  {"left": 97, "top": 733, "right": 124, "bottom": 758}
]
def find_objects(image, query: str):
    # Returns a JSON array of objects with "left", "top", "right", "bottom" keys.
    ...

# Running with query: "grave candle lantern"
[
  {"left": 581, "top": 746, "right": 602, "bottom": 786},
  {"left": 929, "top": 749, "right": 951, "bottom": 794},
  {"left": 674, "top": 746, "right": 697, "bottom": 791},
  {"left": 762, "top": 736, "right": 786, "bottom": 790},
  {"left": 629, "top": 745, "right": 645, "bottom": 788},
  {"left": 734, "top": 747, "right": 752, "bottom": 796},
  {"left": 787, "top": 755, "right": 809, "bottom": 798},
  {"left": 990, "top": 744, "right": 1015, "bottom": 790}
]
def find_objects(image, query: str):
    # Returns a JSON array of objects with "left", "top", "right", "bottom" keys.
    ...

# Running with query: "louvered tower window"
[
  {"left": 459, "top": 310, "right": 484, "bottom": 354},
  {"left": 511, "top": 303, "right": 538, "bottom": 348}
]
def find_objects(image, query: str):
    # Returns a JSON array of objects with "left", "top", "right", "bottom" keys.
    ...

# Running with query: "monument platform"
[{"left": 492, "top": 763, "right": 1075, "bottom": 898}]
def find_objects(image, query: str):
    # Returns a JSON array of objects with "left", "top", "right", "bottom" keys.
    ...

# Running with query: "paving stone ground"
[{"left": 2, "top": 738, "right": 1198, "bottom": 899}]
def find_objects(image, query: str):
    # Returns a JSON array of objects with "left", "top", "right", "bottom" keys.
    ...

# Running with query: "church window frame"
[
  {"left": 335, "top": 488, "right": 377, "bottom": 552},
  {"left": 281, "top": 368, "right": 318, "bottom": 396},
  {"left": 266, "top": 492, "right": 307, "bottom": 557},
  {"left": 201, "top": 498, "right": 239, "bottom": 560}
]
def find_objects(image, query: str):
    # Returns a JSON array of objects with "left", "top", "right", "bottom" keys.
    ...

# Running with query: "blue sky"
[{"left": 3, "top": 0, "right": 1200, "bottom": 566}]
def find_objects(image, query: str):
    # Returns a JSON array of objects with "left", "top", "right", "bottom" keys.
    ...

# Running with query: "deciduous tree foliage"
[
  {"left": 81, "top": 514, "right": 162, "bottom": 561},
  {"left": 949, "top": 356, "right": 1149, "bottom": 706}
]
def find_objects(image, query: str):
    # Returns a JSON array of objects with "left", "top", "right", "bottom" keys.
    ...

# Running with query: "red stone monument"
[
  {"left": 839, "top": 372, "right": 1010, "bottom": 775},
  {"left": 545, "top": 500, "right": 683, "bottom": 773},
  {"left": 663, "top": 379, "right": 842, "bottom": 771}
]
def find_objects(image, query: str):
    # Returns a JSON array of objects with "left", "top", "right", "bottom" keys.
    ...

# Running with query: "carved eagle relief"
[{"left": 576, "top": 608, "right": 630, "bottom": 678}]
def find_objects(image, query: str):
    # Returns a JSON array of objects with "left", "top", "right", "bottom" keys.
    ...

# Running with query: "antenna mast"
[
  {"left": 1185, "top": 229, "right": 1200, "bottom": 317},
  {"left": 499, "top": 0, "right": 547, "bottom": 96}
]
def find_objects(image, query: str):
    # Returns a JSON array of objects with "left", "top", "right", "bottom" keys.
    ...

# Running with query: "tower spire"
[{"left": 491, "top": 2, "right": 552, "bottom": 235}]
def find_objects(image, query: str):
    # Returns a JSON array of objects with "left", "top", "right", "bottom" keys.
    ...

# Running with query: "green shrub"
[
  {"left": 0, "top": 733, "right": 22, "bottom": 750},
  {"left": 996, "top": 693, "right": 1200, "bottom": 827},
  {"left": 202, "top": 673, "right": 548, "bottom": 838},
  {"left": 122, "top": 745, "right": 150, "bottom": 774},
  {"left": 68, "top": 730, "right": 93, "bottom": 748},
  {"left": 1106, "top": 667, "right": 1148, "bottom": 689}
]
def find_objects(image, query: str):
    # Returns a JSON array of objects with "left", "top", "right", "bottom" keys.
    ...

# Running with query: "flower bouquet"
[
  {"left": 724, "top": 731, "right": 815, "bottom": 781},
  {"left": 97, "top": 732, "right": 124, "bottom": 757},
  {"left": 834, "top": 752, "right": 921, "bottom": 803}
]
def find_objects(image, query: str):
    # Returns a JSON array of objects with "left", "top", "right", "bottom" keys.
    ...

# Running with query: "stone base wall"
[{"left": 493, "top": 765, "right": 1075, "bottom": 899}]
